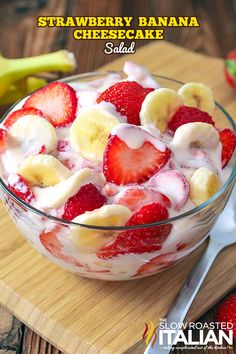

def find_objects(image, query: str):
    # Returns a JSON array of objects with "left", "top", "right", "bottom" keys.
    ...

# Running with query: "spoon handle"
[{"left": 144, "top": 240, "right": 222, "bottom": 354}]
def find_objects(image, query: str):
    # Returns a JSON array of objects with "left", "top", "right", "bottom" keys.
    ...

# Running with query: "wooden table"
[{"left": 0, "top": 1, "right": 235, "bottom": 353}]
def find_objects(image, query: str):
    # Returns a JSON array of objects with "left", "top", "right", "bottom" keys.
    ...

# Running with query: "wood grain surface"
[
  {"left": 0, "top": 1, "right": 236, "bottom": 353},
  {"left": 0, "top": 41, "right": 236, "bottom": 354}
]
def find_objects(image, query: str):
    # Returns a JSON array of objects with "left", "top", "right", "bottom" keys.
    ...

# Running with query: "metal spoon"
[{"left": 144, "top": 185, "right": 236, "bottom": 354}]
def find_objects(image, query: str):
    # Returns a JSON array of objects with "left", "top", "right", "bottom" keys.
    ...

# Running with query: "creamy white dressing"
[
  {"left": 0, "top": 72, "right": 229, "bottom": 216},
  {"left": 111, "top": 123, "right": 167, "bottom": 151},
  {"left": 123, "top": 61, "right": 160, "bottom": 89},
  {"left": 76, "top": 88, "right": 99, "bottom": 111},
  {"left": 0, "top": 62, "right": 233, "bottom": 279},
  {"left": 32, "top": 168, "right": 105, "bottom": 209},
  {"left": 97, "top": 101, "right": 127, "bottom": 123}
]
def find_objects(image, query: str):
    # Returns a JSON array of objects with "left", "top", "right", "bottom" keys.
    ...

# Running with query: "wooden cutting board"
[{"left": 0, "top": 41, "right": 236, "bottom": 354}]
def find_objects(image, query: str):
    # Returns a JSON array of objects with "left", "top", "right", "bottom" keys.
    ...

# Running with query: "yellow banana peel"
[
  {"left": 0, "top": 50, "right": 76, "bottom": 98},
  {"left": 0, "top": 77, "right": 47, "bottom": 105}
]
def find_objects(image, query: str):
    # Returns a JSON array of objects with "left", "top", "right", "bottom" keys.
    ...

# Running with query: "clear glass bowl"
[{"left": 0, "top": 73, "right": 235, "bottom": 281}]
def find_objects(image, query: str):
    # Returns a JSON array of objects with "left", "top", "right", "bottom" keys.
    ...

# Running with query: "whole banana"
[{"left": 0, "top": 50, "right": 76, "bottom": 98}]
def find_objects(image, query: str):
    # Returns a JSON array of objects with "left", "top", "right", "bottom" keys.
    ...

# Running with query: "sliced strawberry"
[
  {"left": 40, "top": 226, "right": 82, "bottom": 267},
  {"left": 8, "top": 174, "right": 35, "bottom": 203},
  {"left": 219, "top": 128, "right": 236, "bottom": 168},
  {"left": 103, "top": 134, "right": 171, "bottom": 185},
  {"left": 215, "top": 293, "right": 236, "bottom": 338},
  {"left": 40, "top": 226, "right": 63, "bottom": 257},
  {"left": 23, "top": 82, "right": 77, "bottom": 127},
  {"left": 168, "top": 106, "right": 215, "bottom": 133},
  {"left": 97, "top": 202, "right": 172, "bottom": 259},
  {"left": 150, "top": 170, "right": 189, "bottom": 211},
  {"left": 62, "top": 183, "right": 106, "bottom": 221},
  {"left": 114, "top": 187, "right": 171, "bottom": 212},
  {"left": 0, "top": 128, "right": 7, "bottom": 153},
  {"left": 136, "top": 253, "right": 176, "bottom": 276},
  {"left": 97, "top": 81, "right": 153, "bottom": 125},
  {"left": 4, "top": 107, "right": 43, "bottom": 129}
]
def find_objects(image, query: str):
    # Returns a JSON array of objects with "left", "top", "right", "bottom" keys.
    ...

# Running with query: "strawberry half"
[
  {"left": 225, "top": 49, "right": 236, "bottom": 88},
  {"left": 23, "top": 82, "right": 77, "bottom": 127},
  {"left": 8, "top": 174, "right": 35, "bottom": 203},
  {"left": 114, "top": 187, "right": 171, "bottom": 212},
  {"left": 215, "top": 293, "right": 236, "bottom": 338},
  {"left": 97, "top": 202, "right": 172, "bottom": 259},
  {"left": 62, "top": 183, "right": 106, "bottom": 221},
  {"left": 0, "top": 128, "right": 7, "bottom": 153},
  {"left": 97, "top": 81, "right": 153, "bottom": 125},
  {"left": 150, "top": 170, "right": 189, "bottom": 211},
  {"left": 136, "top": 252, "right": 176, "bottom": 276},
  {"left": 4, "top": 107, "right": 43, "bottom": 129},
  {"left": 40, "top": 226, "right": 82, "bottom": 267},
  {"left": 103, "top": 133, "right": 171, "bottom": 185},
  {"left": 168, "top": 106, "right": 215, "bottom": 133},
  {"left": 219, "top": 128, "right": 236, "bottom": 168}
]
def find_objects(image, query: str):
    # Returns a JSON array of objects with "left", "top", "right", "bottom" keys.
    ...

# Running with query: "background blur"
[{"left": 0, "top": 0, "right": 236, "bottom": 74}]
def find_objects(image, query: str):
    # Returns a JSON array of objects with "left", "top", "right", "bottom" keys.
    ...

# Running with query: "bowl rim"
[{"left": 0, "top": 71, "right": 235, "bottom": 231}]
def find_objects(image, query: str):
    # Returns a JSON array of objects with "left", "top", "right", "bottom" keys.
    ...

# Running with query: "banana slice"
[
  {"left": 178, "top": 82, "right": 215, "bottom": 114},
  {"left": 33, "top": 168, "right": 106, "bottom": 208},
  {"left": 10, "top": 115, "right": 57, "bottom": 152},
  {"left": 70, "top": 108, "right": 120, "bottom": 161},
  {"left": 140, "top": 88, "right": 183, "bottom": 133},
  {"left": 172, "top": 122, "right": 219, "bottom": 149},
  {"left": 71, "top": 205, "right": 132, "bottom": 253},
  {"left": 18, "top": 154, "right": 71, "bottom": 187},
  {"left": 190, "top": 167, "right": 221, "bottom": 206}
]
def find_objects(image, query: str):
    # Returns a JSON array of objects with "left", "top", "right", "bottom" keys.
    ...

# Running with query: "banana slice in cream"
[
  {"left": 71, "top": 205, "right": 131, "bottom": 253},
  {"left": 33, "top": 168, "right": 106, "bottom": 209},
  {"left": 190, "top": 167, "right": 221, "bottom": 206},
  {"left": 10, "top": 115, "right": 57, "bottom": 153},
  {"left": 178, "top": 82, "right": 215, "bottom": 114},
  {"left": 171, "top": 122, "right": 219, "bottom": 150},
  {"left": 18, "top": 154, "right": 71, "bottom": 187},
  {"left": 70, "top": 108, "right": 120, "bottom": 161},
  {"left": 140, "top": 88, "right": 183, "bottom": 133}
]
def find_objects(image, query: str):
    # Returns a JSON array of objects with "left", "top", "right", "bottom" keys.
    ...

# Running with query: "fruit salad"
[{"left": 0, "top": 62, "right": 235, "bottom": 280}]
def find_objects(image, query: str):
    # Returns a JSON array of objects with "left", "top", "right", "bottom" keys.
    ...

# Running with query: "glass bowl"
[{"left": 0, "top": 73, "right": 235, "bottom": 281}]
